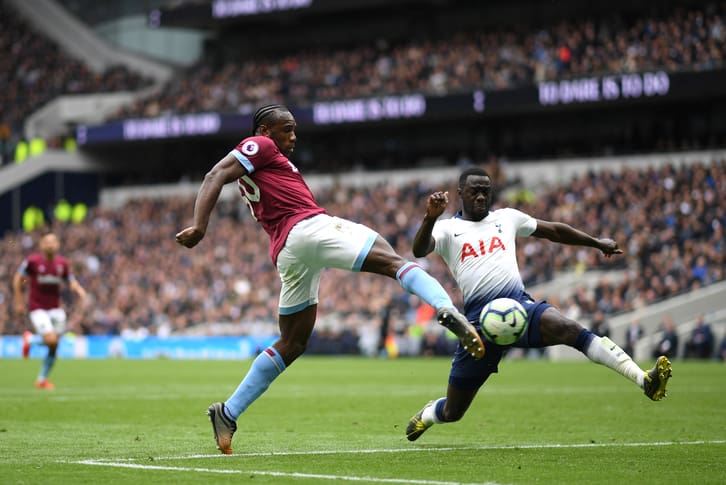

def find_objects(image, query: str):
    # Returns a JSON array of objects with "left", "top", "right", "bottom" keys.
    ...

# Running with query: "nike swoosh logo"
[{"left": 454, "top": 233, "right": 466, "bottom": 237}]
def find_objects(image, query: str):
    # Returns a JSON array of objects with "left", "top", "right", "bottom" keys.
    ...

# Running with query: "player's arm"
[
  {"left": 412, "top": 191, "right": 449, "bottom": 257},
  {"left": 12, "top": 270, "right": 27, "bottom": 316},
  {"left": 532, "top": 219, "right": 623, "bottom": 257},
  {"left": 68, "top": 277, "right": 87, "bottom": 302},
  {"left": 176, "top": 153, "right": 248, "bottom": 248}
]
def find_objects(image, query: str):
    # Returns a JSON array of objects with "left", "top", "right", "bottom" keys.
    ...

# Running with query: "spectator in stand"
[
  {"left": 590, "top": 309, "right": 610, "bottom": 338},
  {"left": 719, "top": 332, "right": 726, "bottom": 362},
  {"left": 653, "top": 314, "right": 679, "bottom": 360},
  {"left": 624, "top": 318, "right": 643, "bottom": 356},
  {"left": 684, "top": 312, "right": 715, "bottom": 359}
]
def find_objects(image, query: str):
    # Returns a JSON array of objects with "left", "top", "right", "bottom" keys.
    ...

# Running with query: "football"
[{"left": 479, "top": 298, "right": 528, "bottom": 345}]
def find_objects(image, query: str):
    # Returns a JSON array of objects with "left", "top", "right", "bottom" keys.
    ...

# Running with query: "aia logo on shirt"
[{"left": 460, "top": 237, "right": 506, "bottom": 262}]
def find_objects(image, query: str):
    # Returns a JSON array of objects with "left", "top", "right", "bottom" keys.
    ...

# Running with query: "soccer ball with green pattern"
[{"left": 479, "top": 298, "right": 528, "bottom": 345}]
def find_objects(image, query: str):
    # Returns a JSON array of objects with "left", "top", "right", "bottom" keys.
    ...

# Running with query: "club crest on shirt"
[{"left": 242, "top": 141, "right": 260, "bottom": 156}]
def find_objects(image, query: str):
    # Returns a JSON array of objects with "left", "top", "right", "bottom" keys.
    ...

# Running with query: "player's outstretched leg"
[
  {"left": 22, "top": 331, "right": 32, "bottom": 359},
  {"left": 406, "top": 400, "right": 438, "bottom": 441},
  {"left": 643, "top": 355, "right": 672, "bottom": 401},
  {"left": 394, "top": 262, "right": 484, "bottom": 359},
  {"left": 207, "top": 402, "right": 237, "bottom": 454},
  {"left": 437, "top": 308, "right": 485, "bottom": 359}
]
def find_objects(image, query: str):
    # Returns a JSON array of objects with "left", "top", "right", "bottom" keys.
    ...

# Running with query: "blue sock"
[
  {"left": 39, "top": 354, "right": 56, "bottom": 380},
  {"left": 574, "top": 329, "right": 595, "bottom": 352},
  {"left": 224, "top": 347, "right": 286, "bottom": 420},
  {"left": 396, "top": 262, "right": 453, "bottom": 310},
  {"left": 435, "top": 397, "right": 447, "bottom": 422}
]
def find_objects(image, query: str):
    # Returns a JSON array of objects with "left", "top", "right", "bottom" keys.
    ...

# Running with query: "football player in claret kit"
[
  {"left": 13, "top": 231, "right": 87, "bottom": 390},
  {"left": 176, "top": 104, "right": 485, "bottom": 454},
  {"left": 405, "top": 167, "right": 673, "bottom": 441}
]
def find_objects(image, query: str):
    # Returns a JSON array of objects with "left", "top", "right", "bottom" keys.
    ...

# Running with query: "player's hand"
[
  {"left": 176, "top": 226, "right": 205, "bottom": 248},
  {"left": 598, "top": 238, "right": 623, "bottom": 257},
  {"left": 426, "top": 191, "right": 449, "bottom": 219}
]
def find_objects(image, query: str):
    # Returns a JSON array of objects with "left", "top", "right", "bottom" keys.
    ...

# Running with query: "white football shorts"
[
  {"left": 29, "top": 308, "right": 67, "bottom": 335},
  {"left": 276, "top": 214, "right": 378, "bottom": 315}
]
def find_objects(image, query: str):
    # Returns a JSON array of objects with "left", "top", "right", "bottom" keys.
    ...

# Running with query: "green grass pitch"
[{"left": 1, "top": 355, "right": 725, "bottom": 484}]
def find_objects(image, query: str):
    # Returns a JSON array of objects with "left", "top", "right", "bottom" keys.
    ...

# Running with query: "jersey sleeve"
[
  {"left": 229, "top": 136, "right": 277, "bottom": 174},
  {"left": 17, "top": 259, "right": 30, "bottom": 276},
  {"left": 507, "top": 208, "right": 537, "bottom": 236},
  {"left": 431, "top": 219, "right": 452, "bottom": 255}
]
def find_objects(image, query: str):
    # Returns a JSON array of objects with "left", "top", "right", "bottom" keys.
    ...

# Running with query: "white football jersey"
[{"left": 432, "top": 207, "right": 537, "bottom": 315}]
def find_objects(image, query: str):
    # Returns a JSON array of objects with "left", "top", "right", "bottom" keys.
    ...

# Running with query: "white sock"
[
  {"left": 421, "top": 397, "right": 446, "bottom": 424},
  {"left": 585, "top": 336, "right": 645, "bottom": 388}
]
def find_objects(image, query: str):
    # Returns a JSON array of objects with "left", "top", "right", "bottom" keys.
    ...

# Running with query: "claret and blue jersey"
[{"left": 229, "top": 135, "right": 325, "bottom": 264}]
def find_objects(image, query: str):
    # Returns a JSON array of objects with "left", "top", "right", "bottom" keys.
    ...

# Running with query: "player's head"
[
  {"left": 39, "top": 231, "right": 60, "bottom": 256},
  {"left": 458, "top": 167, "right": 492, "bottom": 221},
  {"left": 251, "top": 104, "right": 296, "bottom": 156}
]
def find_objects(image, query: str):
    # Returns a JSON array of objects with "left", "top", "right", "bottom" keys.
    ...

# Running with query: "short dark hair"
[
  {"left": 458, "top": 167, "right": 490, "bottom": 188},
  {"left": 251, "top": 104, "right": 289, "bottom": 135}
]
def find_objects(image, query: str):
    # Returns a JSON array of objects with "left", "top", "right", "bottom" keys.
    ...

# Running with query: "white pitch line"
[
  {"left": 71, "top": 441, "right": 726, "bottom": 484},
  {"left": 89, "top": 438, "right": 726, "bottom": 461},
  {"left": 76, "top": 460, "right": 495, "bottom": 485}
]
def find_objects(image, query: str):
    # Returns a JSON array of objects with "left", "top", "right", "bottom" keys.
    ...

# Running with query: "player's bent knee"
[
  {"left": 540, "top": 310, "right": 583, "bottom": 345},
  {"left": 43, "top": 333, "right": 59, "bottom": 346}
]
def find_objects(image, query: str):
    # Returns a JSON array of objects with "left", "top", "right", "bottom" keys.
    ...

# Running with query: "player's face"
[
  {"left": 40, "top": 234, "right": 60, "bottom": 255},
  {"left": 264, "top": 112, "right": 297, "bottom": 156},
  {"left": 459, "top": 175, "right": 492, "bottom": 221}
]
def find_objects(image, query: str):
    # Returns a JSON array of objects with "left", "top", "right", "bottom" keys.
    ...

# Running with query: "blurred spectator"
[
  {"left": 719, "top": 332, "right": 726, "bottom": 362},
  {"left": 653, "top": 314, "right": 679, "bottom": 360},
  {"left": 684, "top": 312, "right": 715, "bottom": 359},
  {"left": 590, "top": 309, "right": 610, "bottom": 337},
  {"left": 624, "top": 318, "right": 643, "bottom": 356}
]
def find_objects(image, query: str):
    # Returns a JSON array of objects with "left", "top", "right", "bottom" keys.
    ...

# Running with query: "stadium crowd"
[
  {"left": 2, "top": 2, "right": 725, "bottom": 164},
  {"left": 0, "top": 2, "right": 152, "bottom": 162},
  {"left": 112, "top": 4, "right": 725, "bottom": 119},
  {"left": 1, "top": 159, "right": 724, "bottom": 358}
]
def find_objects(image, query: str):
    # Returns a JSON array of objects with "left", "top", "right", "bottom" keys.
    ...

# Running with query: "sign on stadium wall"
[
  {"left": 0, "top": 335, "right": 277, "bottom": 360},
  {"left": 76, "top": 68, "right": 726, "bottom": 145}
]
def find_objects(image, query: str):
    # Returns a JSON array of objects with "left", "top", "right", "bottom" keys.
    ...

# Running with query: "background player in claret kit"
[
  {"left": 175, "top": 104, "right": 484, "bottom": 454},
  {"left": 404, "top": 167, "right": 673, "bottom": 441},
  {"left": 12, "top": 232, "right": 87, "bottom": 390}
]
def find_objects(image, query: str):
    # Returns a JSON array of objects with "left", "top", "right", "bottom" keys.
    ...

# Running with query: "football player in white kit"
[{"left": 405, "top": 167, "right": 673, "bottom": 441}]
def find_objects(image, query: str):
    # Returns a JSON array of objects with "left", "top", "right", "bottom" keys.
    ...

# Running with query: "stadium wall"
[
  {"left": 0, "top": 334, "right": 277, "bottom": 360},
  {"left": 24, "top": 92, "right": 154, "bottom": 140}
]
